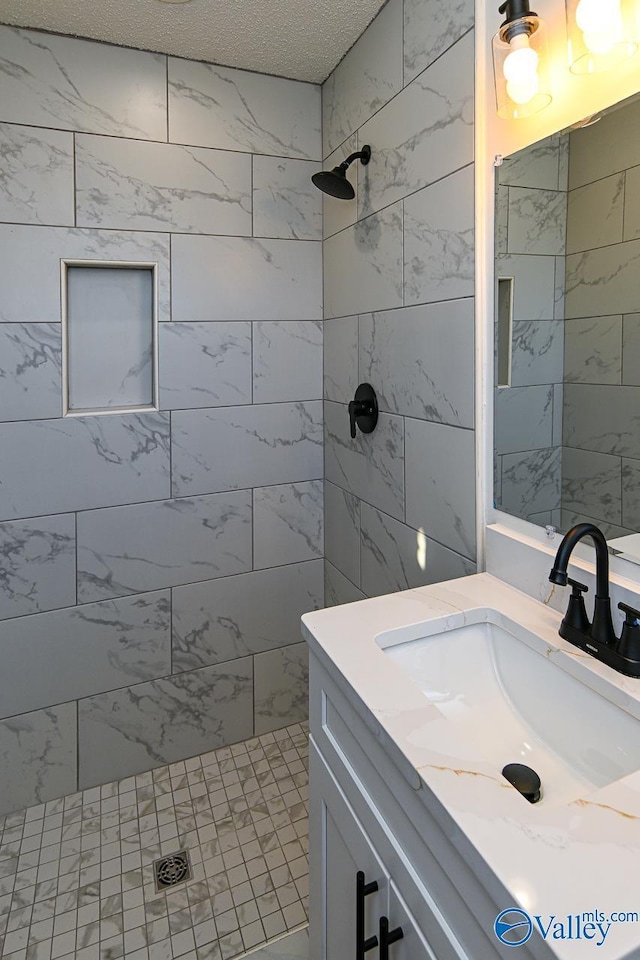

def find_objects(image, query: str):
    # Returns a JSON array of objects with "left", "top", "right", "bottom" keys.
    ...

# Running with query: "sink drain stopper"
[{"left": 502, "top": 763, "right": 542, "bottom": 803}]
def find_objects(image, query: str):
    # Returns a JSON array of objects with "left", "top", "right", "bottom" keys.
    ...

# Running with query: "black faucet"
[{"left": 549, "top": 523, "right": 640, "bottom": 678}]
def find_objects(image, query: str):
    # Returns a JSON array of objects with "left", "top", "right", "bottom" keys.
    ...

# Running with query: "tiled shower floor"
[{"left": 0, "top": 723, "right": 309, "bottom": 960}]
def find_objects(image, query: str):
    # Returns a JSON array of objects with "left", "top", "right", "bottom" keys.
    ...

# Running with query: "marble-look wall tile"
[
  {"left": 0, "top": 412, "right": 170, "bottom": 522},
  {"left": 562, "top": 447, "right": 621, "bottom": 526},
  {"left": 77, "top": 492, "right": 252, "bottom": 602},
  {"left": 506, "top": 187, "right": 567, "bottom": 256},
  {"left": 0, "top": 123, "right": 73, "bottom": 226},
  {"left": 324, "top": 560, "right": 366, "bottom": 607},
  {"left": 404, "top": 0, "right": 474, "bottom": 85},
  {"left": 359, "top": 300, "right": 474, "bottom": 428},
  {"left": 254, "top": 643, "right": 308, "bottom": 735},
  {"left": 566, "top": 174, "right": 624, "bottom": 254},
  {"left": 322, "top": 137, "right": 358, "bottom": 240},
  {"left": 625, "top": 166, "right": 640, "bottom": 242},
  {"left": 254, "top": 481, "right": 323, "bottom": 569},
  {"left": 172, "top": 402, "right": 323, "bottom": 497},
  {"left": 360, "top": 502, "right": 475, "bottom": 598},
  {"left": 172, "top": 560, "right": 323, "bottom": 671},
  {"left": 253, "top": 157, "right": 322, "bottom": 240},
  {"left": 78, "top": 660, "right": 254, "bottom": 787},
  {"left": 495, "top": 184, "right": 509, "bottom": 255},
  {"left": 498, "top": 136, "right": 567, "bottom": 190},
  {"left": 323, "top": 204, "right": 403, "bottom": 319},
  {"left": 404, "top": 165, "right": 474, "bottom": 305},
  {"left": 0, "top": 323, "right": 62, "bottom": 421},
  {"left": 622, "top": 459, "right": 640, "bottom": 530},
  {"left": 324, "top": 316, "right": 358, "bottom": 403},
  {"left": 253, "top": 321, "right": 323, "bottom": 403},
  {"left": 159, "top": 322, "right": 252, "bottom": 410},
  {"left": 324, "top": 401, "right": 404, "bottom": 520},
  {"left": 560, "top": 510, "right": 630, "bottom": 541},
  {"left": 552, "top": 384, "right": 564, "bottom": 446},
  {"left": 494, "top": 385, "right": 554, "bottom": 454},
  {"left": 324, "top": 480, "right": 360, "bottom": 587},
  {"left": 171, "top": 234, "right": 322, "bottom": 321},
  {"left": 169, "top": 58, "right": 321, "bottom": 159},
  {"left": 623, "top": 314, "right": 640, "bottom": 385},
  {"left": 0, "top": 225, "right": 170, "bottom": 323},
  {"left": 565, "top": 239, "right": 640, "bottom": 319},
  {"left": 500, "top": 447, "right": 562, "bottom": 518},
  {"left": 563, "top": 383, "right": 640, "bottom": 459},
  {"left": 405, "top": 418, "right": 476, "bottom": 559},
  {"left": 510, "top": 320, "right": 564, "bottom": 387},
  {"left": 76, "top": 135, "right": 252, "bottom": 236},
  {"left": 0, "top": 703, "right": 77, "bottom": 816},
  {"left": 0, "top": 27, "right": 167, "bottom": 139},
  {"left": 0, "top": 515, "right": 75, "bottom": 621},
  {"left": 322, "top": 0, "right": 403, "bottom": 157},
  {"left": 358, "top": 31, "right": 473, "bottom": 218},
  {"left": 0, "top": 591, "right": 171, "bottom": 719},
  {"left": 564, "top": 316, "right": 622, "bottom": 385},
  {"left": 568, "top": 97, "right": 640, "bottom": 189},
  {"left": 494, "top": 254, "right": 556, "bottom": 322}
]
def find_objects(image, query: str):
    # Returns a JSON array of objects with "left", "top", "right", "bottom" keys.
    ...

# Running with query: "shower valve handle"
[{"left": 348, "top": 383, "right": 379, "bottom": 439}]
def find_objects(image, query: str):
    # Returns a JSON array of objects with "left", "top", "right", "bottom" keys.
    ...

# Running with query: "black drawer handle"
[
  {"left": 356, "top": 871, "right": 379, "bottom": 959},
  {"left": 380, "top": 916, "right": 404, "bottom": 959}
]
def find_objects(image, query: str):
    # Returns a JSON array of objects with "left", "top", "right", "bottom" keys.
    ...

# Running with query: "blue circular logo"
[{"left": 494, "top": 908, "right": 533, "bottom": 946}]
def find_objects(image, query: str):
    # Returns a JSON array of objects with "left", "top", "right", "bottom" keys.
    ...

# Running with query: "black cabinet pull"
[
  {"left": 379, "top": 916, "right": 404, "bottom": 959},
  {"left": 356, "top": 871, "right": 379, "bottom": 960}
]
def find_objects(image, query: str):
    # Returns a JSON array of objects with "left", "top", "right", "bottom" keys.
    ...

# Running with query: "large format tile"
[
  {"left": 623, "top": 314, "right": 640, "bottom": 386},
  {"left": 625, "top": 165, "right": 640, "bottom": 242},
  {"left": 0, "top": 412, "right": 170, "bottom": 521},
  {"left": 360, "top": 503, "right": 475, "bottom": 598},
  {"left": 76, "top": 135, "right": 252, "bottom": 235},
  {"left": 561, "top": 448, "right": 621, "bottom": 526},
  {"left": 499, "top": 135, "right": 568, "bottom": 190},
  {"left": 404, "top": 165, "right": 474, "bottom": 305},
  {"left": 565, "top": 239, "right": 640, "bottom": 319},
  {"left": 324, "top": 401, "right": 404, "bottom": 520},
  {"left": 78, "top": 660, "right": 254, "bottom": 787},
  {"left": 564, "top": 316, "right": 622, "bottom": 385},
  {"left": 172, "top": 402, "right": 323, "bottom": 497},
  {"left": 510, "top": 320, "right": 564, "bottom": 387},
  {"left": 324, "top": 481, "right": 360, "bottom": 587},
  {"left": 358, "top": 31, "right": 473, "bottom": 218},
  {"left": 0, "top": 591, "right": 171, "bottom": 719},
  {"left": 323, "top": 317, "right": 358, "bottom": 403},
  {"left": 0, "top": 515, "right": 75, "bottom": 621},
  {"left": 169, "top": 58, "right": 320, "bottom": 159},
  {"left": 405, "top": 418, "right": 476, "bottom": 559},
  {"left": 172, "top": 560, "right": 323, "bottom": 671},
  {"left": 359, "top": 300, "right": 474, "bottom": 428},
  {"left": 0, "top": 225, "right": 170, "bottom": 323},
  {"left": 566, "top": 174, "right": 624, "bottom": 254},
  {"left": 0, "top": 703, "right": 77, "bottom": 816},
  {"left": 622, "top": 459, "right": 640, "bottom": 530},
  {"left": 0, "top": 323, "right": 62, "bottom": 421},
  {"left": 254, "top": 643, "right": 308, "bottom": 735},
  {"left": 0, "top": 27, "right": 167, "bottom": 139},
  {"left": 563, "top": 383, "right": 640, "bottom": 459},
  {"left": 253, "top": 322, "right": 323, "bottom": 403},
  {"left": 568, "top": 97, "right": 640, "bottom": 189},
  {"left": 322, "top": 137, "right": 359, "bottom": 239},
  {"left": 500, "top": 447, "right": 562, "bottom": 518},
  {"left": 77, "top": 492, "right": 252, "bottom": 601},
  {"left": 0, "top": 123, "right": 73, "bottom": 225},
  {"left": 494, "top": 385, "right": 554, "bottom": 454},
  {"left": 494, "top": 253, "right": 556, "bottom": 321},
  {"left": 253, "top": 156, "right": 322, "bottom": 241},
  {"left": 323, "top": 204, "right": 403, "bottom": 319},
  {"left": 254, "top": 481, "right": 323, "bottom": 570},
  {"left": 404, "top": 0, "right": 474, "bottom": 84},
  {"left": 159, "top": 321, "right": 252, "bottom": 410},
  {"left": 324, "top": 560, "right": 366, "bottom": 607},
  {"left": 172, "top": 234, "right": 322, "bottom": 321},
  {"left": 322, "top": 0, "right": 403, "bottom": 156},
  {"left": 506, "top": 186, "right": 567, "bottom": 256}
]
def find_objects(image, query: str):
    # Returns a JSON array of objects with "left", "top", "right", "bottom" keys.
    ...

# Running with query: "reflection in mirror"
[{"left": 493, "top": 93, "right": 640, "bottom": 562}]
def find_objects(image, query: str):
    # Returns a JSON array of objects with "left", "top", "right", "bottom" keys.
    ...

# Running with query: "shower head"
[{"left": 312, "top": 145, "right": 371, "bottom": 200}]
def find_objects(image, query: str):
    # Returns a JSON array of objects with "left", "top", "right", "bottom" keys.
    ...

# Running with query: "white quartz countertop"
[{"left": 302, "top": 573, "right": 640, "bottom": 960}]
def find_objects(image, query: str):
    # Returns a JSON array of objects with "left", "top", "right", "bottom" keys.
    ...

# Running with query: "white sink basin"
[{"left": 377, "top": 609, "right": 640, "bottom": 806}]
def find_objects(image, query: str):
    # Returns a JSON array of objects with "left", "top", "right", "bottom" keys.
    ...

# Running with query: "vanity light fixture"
[
  {"left": 492, "top": 0, "right": 552, "bottom": 120},
  {"left": 566, "top": 0, "right": 638, "bottom": 74}
]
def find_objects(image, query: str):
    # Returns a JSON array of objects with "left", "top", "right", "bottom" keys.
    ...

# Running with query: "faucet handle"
[
  {"left": 568, "top": 577, "right": 589, "bottom": 596},
  {"left": 617, "top": 603, "right": 640, "bottom": 663},
  {"left": 618, "top": 602, "right": 640, "bottom": 626},
  {"left": 563, "top": 578, "right": 590, "bottom": 633}
]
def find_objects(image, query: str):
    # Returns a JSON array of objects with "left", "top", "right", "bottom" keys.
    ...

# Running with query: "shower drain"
[{"left": 154, "top": 850, "right": 191, "bottom": 891}]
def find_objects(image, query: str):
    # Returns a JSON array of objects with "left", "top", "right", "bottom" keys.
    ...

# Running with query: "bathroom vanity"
[{"left": 303, "top": 574, "right": 640, "bottom": 960}]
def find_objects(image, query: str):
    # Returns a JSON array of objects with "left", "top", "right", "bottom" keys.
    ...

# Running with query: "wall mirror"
[{"left": 493, "top": 91, "right": 640, "bottom": 563}]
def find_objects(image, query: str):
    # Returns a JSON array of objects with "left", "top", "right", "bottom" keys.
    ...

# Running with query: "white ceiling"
[{"left": 0, "top": 0, "right": 387, "bottom": 83}]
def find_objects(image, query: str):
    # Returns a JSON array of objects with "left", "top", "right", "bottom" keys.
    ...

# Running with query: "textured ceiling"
[{"left": 0, "top": 0, "right": 387, "bottom": 83}]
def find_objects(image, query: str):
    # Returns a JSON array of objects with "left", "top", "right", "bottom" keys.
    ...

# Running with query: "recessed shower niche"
[{"left": 62, "top": 261, "right": 158, "bottom": 416}]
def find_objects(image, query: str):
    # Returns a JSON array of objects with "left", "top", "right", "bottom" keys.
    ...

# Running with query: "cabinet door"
[
  {"left": 385, "top": 881, "right": 441, "bottom": 960},
  {"left": 310, "top": 742, "right": 388, "bottom": 960}
]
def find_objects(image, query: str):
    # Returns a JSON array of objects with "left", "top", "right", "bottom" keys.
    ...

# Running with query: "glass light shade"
[
  {"left": 493, "top": 16, "right": 552, "bottom": 120},
  {"left": 566, "top": 0, "right": 639, "bottom": 73}
]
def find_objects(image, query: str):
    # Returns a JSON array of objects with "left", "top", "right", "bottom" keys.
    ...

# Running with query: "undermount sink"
[{"left": 376, "top": 609, "right": 640, "bottom": 807}]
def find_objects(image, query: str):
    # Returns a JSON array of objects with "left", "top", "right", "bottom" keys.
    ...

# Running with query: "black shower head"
[{"left": 311, "top": 145, "right": 371, "bottom": 200}]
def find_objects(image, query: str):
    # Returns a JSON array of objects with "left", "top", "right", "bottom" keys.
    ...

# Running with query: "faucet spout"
[{"left": 549, "top": 522, "right": 610, "bottom": 599}]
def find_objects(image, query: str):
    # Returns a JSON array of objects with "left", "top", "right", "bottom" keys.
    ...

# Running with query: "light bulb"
[
  {"left": 503, "top": 34, "right": 540, "bottom": 106},
  {"left": 575, "top": 0, "right": 623, "bottom": 55}
]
